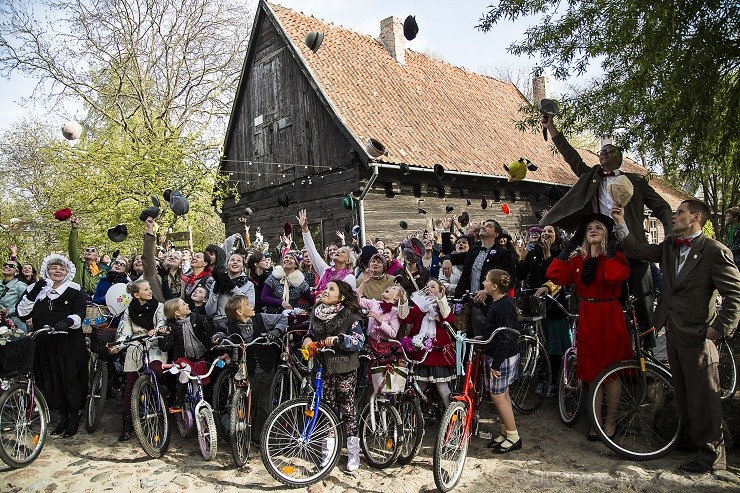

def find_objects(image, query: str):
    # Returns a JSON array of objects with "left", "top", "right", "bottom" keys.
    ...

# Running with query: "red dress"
[
  {"left": 401, "top": 306, "right": 456, "bottom": 367},
  {"left": 547, "top": 253, "right": 633, "bottom": 381}
]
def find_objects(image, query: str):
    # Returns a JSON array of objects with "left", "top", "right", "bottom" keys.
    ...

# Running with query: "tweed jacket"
[
  {"left": 620, "top": 231, "right": 740, "bottom": 345},
  {"left": 540, "top": 134, "right": 673, "bottom": 240}
]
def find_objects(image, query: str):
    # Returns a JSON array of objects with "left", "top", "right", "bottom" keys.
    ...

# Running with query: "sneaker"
[
  {"left": 546, "top": 384, "right": 557, "bottom": 397},
  {"left": 534, "top": 382, "right": 546, "bottom": 396}
]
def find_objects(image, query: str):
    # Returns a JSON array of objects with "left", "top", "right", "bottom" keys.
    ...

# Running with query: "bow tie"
[
  {"left": 674, "top": 237, "right": 692, "bottom": 247},
  {"left": 599, "top": 170, "right": 616, "bottom": 177}
]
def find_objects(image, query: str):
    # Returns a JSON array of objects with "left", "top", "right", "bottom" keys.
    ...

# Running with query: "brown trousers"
[{"left": 665, "top": 334, "right": 725, "bottom": 469}]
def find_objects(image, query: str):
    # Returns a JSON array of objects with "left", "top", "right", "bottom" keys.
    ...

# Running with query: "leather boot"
[
  {"left": 51, "top": 409, "right": 70, "bottom": 435},
  {"left": 63, "top": 409, "right": 80, "bottom": 438},
  {"left": 119, "top": 414, "right": 133, "bottom": 441},
  {"left": 346, "top": 436, "right": 361, "bottom": 472}
]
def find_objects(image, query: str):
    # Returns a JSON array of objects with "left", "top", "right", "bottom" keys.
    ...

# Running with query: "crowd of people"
[{"left": 3, "top": 118, "right": 739, "bottom": 476}]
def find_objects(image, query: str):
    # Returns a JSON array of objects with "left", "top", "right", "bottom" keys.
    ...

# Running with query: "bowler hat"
[
  {"left": 305, "top": 31, "right": 324, "bottom": 52},
  {"left": 403, "top": 15, "right": 418, "bottom": 41},
  {"left": 61, "top": 120, "right": 82, "bottom": 140},
  {"left": 342, "top": 194, "right": 356, "bottom": 211},
  {"left": 163, "top": 189, "right": 173, "bottom": 202},
  {"left": 107, "top": 224, "right": 128, "bottom": 243},
  {"left": 277, "top": 193, "right": 290, "bottom": 208},
  {"left": 481, "top": 196, "right": 488, "bottom": 210},
  {"left": 54, "top": 208, "right": 73, "bottom": 221},
  {"left": 433, "top": 163, "right": 445, "bottom": 181},
  {"left": 573, "top": 213, "right": 615, "bottom": 244},
  {"left": 458, "top": 211, "right": 470, "bottom": 227},
  {"left": 352, "top": 225, "right": 361, "bottom": 237},
  {"left": 400, "top": 163, "right": 411, "bottom": 176},
  {"left": 244, "top": 207, "right": 254, "bottom": 216},
  {"left": 446, "top": 205, "right": 454, "bottom": 214},
  {"left": 399, "top": 220, "right": 408, "bottom": 230},
  {"left": 168, "top": 190, "right": 189, "bottom": 216},
  {"left": 139, "top": 206, "right": 160, "bottom": 221}
]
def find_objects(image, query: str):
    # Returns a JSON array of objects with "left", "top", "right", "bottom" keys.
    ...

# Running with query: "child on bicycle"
[
  {"left": 302, "top": 280, "right": 365, "bottom": 472},
  {"left": 223, "top": 295, "right": 283, "bottom": 441},
  {"left": 482, "top": 269, "right": 521, "bottom": 453},
  {"left": 161, "top": 298, "right": 214, "bottom": 412},
  {"left": 399, "top": 279, "right": 456, "bottom": 407},
  {"left": 112, "top": 279, "right": 167, "bottom": 442},
  {"left": 359, "top": 285, "right": 405, "bottom": 359}
]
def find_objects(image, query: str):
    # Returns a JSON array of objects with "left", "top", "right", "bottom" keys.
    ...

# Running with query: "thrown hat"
[
  {"left": 139, "top": 206, "right": 160, "bottom": 221},
  {"left": 573, "top": 213, "right": 615, "bottom": 244},
  {"left": 501, "top": 203, "right": 511, "bottom": 215},
  {"left": 168, "top": 190, "right": 189, "bottom": 216},
  {"left": 458, "top": 211, "right": 470, "bottom": 227},
  {"left": 360, "top": 245, "right": 378, "bottom": 265},
  {"left": 399, "top": 220, "right": 409, "bottom": 230},
  {"left": 403, "top": 15, "right": 419, "bottom": 41},
  {"left": 400, "top": 163, "right": 411, "bottom": 176},
  {"left": 609, "top": 174, "right": 634, "bottom": 207},
  {"left": 352, "top": 225, "right": 361, "bottom": 237},
  {"left": 150, "top": 195, "right": 160, "bottom": 208},
  {"left": 54, "top": 208, "right": 73, "bottom": 221},
  {"left": 244, "top": 207, "right": 254, "bottom": 216},
  {"left": 446, "top": 205, "right": 454, "bottom": 214},
  {"left": 481, "top": 196, "right": 488, "bottom": 210},
  {"left": 402, "top": 237, "right": 424, "bottom": 260},
  {"left": 277, "top": 193, "right": 290, "bottom": 208},
  {"left": 466, "top": 198, "right": 472, "bottom": 206},
  {"left": 342, "top": 194, "right": 356, "bottom": 211},
  {"left": 61, "top": 120, "right": 83, "bottom": 140},
  {"left": 418, "top": 208, "right": 427, "bottom": 215},
  {"left": 433, "top": 163, "right": 445, "bottom": 181},
  {"left": 305, "top": 31, "right": 324, "bottom": 52},
  {"left": 163, "top": 189, "right": 173, "bottom": 202},
  {"left": 283, "top": 222, "right": 293, "bottom": 236},
  {"left": 107, "top": 224, "right": 128, "bottom": 243}
]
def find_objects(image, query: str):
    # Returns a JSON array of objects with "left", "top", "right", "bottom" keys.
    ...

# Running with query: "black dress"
[{"left": 30, "top": 286, "right": 88, "bottom": 411}]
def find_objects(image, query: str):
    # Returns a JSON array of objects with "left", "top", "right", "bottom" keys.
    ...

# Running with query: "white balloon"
[{"left": 61, "top": 120, "right": 83, "bottom": 140}]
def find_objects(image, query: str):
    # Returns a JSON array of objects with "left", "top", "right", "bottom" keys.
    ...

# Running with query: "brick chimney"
[
  {"left": 379, "top": 16, "right": 405, "bottom": 65},
  {"left": 532, "top": 75, "right": 550, "bottom": 103}
]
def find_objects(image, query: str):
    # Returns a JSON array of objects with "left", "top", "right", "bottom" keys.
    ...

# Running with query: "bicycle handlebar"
[
  {"left": 446, "top": 291, "right": 471, "bottom": 304},
  {"left": 441, "top": 321, "right": 516, "bottom": 346},
  {"left": 212, "top": 335, "right": 271, "bottom": 350},
  {"left": 106, "top": 332, "right": 163, "bottom": 348},
  {"left": 379, "top": 337, "right": 429, "bottom": 365},
  {"left": 30, "top": 325, "right": 68, "bottom": 338},
  {"left": 540, "top": 294, "right": 578, "bottom": 318},
  {"left": 165, "top": 357, "right": 225, "bottom": 381}
]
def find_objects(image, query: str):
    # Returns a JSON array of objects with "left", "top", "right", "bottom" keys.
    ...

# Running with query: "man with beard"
[{"left": 207, "top": 253, "right": 256, "bottom": 331}]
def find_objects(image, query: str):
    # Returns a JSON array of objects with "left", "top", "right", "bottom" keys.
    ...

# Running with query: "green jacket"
[{"left": 69, "top": 228, "right": 106, "bottom": 296}]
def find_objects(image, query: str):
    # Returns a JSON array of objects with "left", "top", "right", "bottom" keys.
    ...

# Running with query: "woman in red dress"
[{"left": 547, "top": 213, "right": 632, "bottom": 439}]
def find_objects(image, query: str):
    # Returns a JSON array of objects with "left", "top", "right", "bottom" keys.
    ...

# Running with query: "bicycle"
[
  {"left": 165, "top": 357, "right": 225, "bottom": 461},
  {"left": 586, "top": 294, "right": 682, "bottom": 460},
  {"left": 212, "top": 333, "right": 273, "bottom": 467},
  {"left": 433, "top": 323, "right": 518, "bottom": 492},
  {"left": 717, "top": 336, "right": 737, "bottom": 401},
  {"left": 509, "top": 290, "right": 550, "bottom": 414},
  {"left": 85, "top": 303, "right": 116, "bottom": 433},
  {"left": 107, "top": 333, "right": 171, "bottom": 459},
  {"left": 0, "top": 326, "right": 65, "bottom": 468},
  {"left": 261, "top": 344, "right": 342, "bottom": 488},
  {"left": 270, "top": 324, "right": 310, "bottom": 410}
]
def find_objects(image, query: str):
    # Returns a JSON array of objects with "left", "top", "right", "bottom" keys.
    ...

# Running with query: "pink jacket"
[{"left": 359, "top": 298, "right": 401, "bottom": 356}]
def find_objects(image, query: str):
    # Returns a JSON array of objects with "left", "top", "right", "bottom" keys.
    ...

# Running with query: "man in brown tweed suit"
[{"left": 613, "top": 199, "right": 740, "bottom": 473}]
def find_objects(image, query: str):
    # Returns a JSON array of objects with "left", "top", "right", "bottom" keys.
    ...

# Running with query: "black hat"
[
  {"left": 418, "top": 208, "right": 427, "bottom": 215},
  {"left": 360, "top": 245, "right": 378, "bottom": 265},
  {"left": 573, "top": 213, "right": 615, "bottom": 244},
  {"left": 168, "top": 190, "right": 189, "bottom": 216},
  {"left": 466, "top": 198, "right": 472, "bottom": 206},
  {"left": 150, "top": 195, "right": 160, "bottom": 208},
  {"left": 163, "top": 189, "right": 173, "bottom": 202},
  {"left": 458, "top": 211, "right": 470, "bottom": 227},
  {"left": 399, "top": 220, "right": 408, "bottom": 230},
  {"left": 305, "top": 31, "right": 324, "bottom": 52},
  {"left": 283, "top": 222, "right": 292, "bottom": 236},
  {"left": 139, "top": 206, "right": 160, "bottom": 222},
  {"left": 277, "top": 193, "right": 290, "bottom": 208},
  {"left": 400, "top": 163, "right": 411, "bottom": 176},
  {"left": 344, "top": 222, "right": 352, "bottom": 236},
  {"left": 403, "top": 15, "right": 418, "bottom": 41},
  {"left": 446, "top": 205, "right": 454, "bottom": 214},
  {"left": 352, "top": 225, "right": 361, "bottom": 236},
  {"left": 433, "top": 163, "right": 445, "bottom": 181},
  {"left": 107, "top": 224, "right": 128, "bottom": 243},
  {"left": 481, "top": 196, "right": 488, "bottom": 210}
]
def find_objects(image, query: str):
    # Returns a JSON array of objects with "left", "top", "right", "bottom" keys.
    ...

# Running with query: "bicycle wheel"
[
  {"left": 558, "top": 352, "right": 585, "bottom": 426},
  {"left": 396, "top": 396, "right": 424, "bottom": 465},
  {"left": 131, "top": 375, "right": 171, "bottom": 458},
  {"left": 176, "top": 407, "right": 194, "bottom": 437},
  {"left": 433, "top": 401, "right": 469, "bottom": 493},
  {"left": 212, "top": 368, "right": 235, "bottom": 443},
  {"left": 359, "top": 399, "right": 402, "bottom": 469},
  {"left": 0, "top": 384, "right": 48, "bottom": 468},
  {"left": 261, "top": 397, "right": 342, "bottom": 488},
  {"left": 196, "top": 408, "right": 218, "bottom": 461},
  {"left": 85, "top": 359, "right": 108, "bottom": 433},
  {"left": 270, "top": 366, "right": 298, "bottom": 410},
  {"left": 587, "top": 360, "right": 681, "bottom": 460},
  {"left": 229, "top": 387, "right": 252, "bottom": 467},
  {"left": 510, "top": 338, "right": 550, "bottom": 414},
  {"left": 717, "top": 338, "right": 737, "bottom": 401}
]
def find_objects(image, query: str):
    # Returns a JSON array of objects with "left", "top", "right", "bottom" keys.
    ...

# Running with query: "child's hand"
[{"left": 490, "top": 368, "right": 501, "bottom": 380}]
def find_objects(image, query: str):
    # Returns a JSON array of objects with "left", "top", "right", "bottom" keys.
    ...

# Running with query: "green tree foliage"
[
  {"left": 478, "top": 0, "right": 739, "bottom": 235},
  {"left": 0, "top": 0, "right": 251, "bottom": 264}
]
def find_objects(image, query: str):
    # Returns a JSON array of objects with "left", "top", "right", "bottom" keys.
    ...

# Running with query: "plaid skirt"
[{"left": 484, "top": 353, "right": 520, "bottom": 395}]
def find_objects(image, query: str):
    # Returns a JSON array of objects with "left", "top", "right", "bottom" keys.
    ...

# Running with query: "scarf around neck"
[
  {"left": 177, "top": 317, "right": 206, "bottom": 359},
  {"left": 314, "top": 302, "right": 344, "bottom": 321},
  {"left": 128, "top": 299, "right": 159, "bottom": 329},
  {"left": 316, "top": 267, "right": 351, "bottom": 292}
]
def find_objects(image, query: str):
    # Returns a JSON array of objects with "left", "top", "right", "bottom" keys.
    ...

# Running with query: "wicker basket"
[
  {"left": 89, "top": 323, "right": 117, "bottom": 355},
  {"left": 371, "top": 365, "right": 409, "bottom": 394},
  {"left": 0, "top": 337, "right": 35, "bottom": 378}
]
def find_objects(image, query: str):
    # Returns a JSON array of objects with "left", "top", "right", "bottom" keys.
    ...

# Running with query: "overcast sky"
[{"left": 0, "top": 0, "right": 596, "bottom": 132}]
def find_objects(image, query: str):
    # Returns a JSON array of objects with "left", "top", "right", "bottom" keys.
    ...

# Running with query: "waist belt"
[{"left": 582, "top": 297, "right": 619, "bottom": 303}]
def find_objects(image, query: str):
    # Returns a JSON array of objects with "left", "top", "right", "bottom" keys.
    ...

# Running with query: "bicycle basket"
[
  {"left": 516, "top": 292, "right": 546, "bottom": 318},
  {"left": 0, "top": 336, "right": 35, "bottom": 378},
  {"left": 371, "top": 364, "right": 409, "bottom": 394},
  {"left": 90, "top": 323, "right": 117, "bottom": 355}
]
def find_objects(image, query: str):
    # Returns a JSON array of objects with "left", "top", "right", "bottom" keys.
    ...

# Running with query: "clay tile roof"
[{"left": 265, "top": 2, "right": 689, "bottom": 203}]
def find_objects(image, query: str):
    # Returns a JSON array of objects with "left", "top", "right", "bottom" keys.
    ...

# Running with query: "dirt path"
[{"left": 2, "top": 397, "right": 739, "bottom": 493}]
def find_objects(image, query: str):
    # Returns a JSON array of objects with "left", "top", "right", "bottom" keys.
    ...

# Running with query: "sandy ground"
[{"left": 2, "top": 392, "right": 739, "bottom": 493}]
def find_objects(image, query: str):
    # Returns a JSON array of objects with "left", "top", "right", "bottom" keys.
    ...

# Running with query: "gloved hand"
[
  {"left": 607, "top": 237, "right": 618, "bottom": 259},
  {"left": 211, "top": 271, "right": 225, "bottom": 294},
  {"left": 27, "top": 279, "right": 47, "bottom": 301},
  {"left": 156, "top": 262, "right": 168, "bottom": 278},
  {"left": 557, "top": 237, "right": 579, "bottom": 261},
  {"left": 266, "top": 329, "right": 281, "bottom": 343},
  {"left": 53, "top": 318, "right": 73, "bottom": 332}
]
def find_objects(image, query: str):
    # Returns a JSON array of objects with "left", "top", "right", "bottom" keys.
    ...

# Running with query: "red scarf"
[{"left": 182, "top": 266, "right": 213, "bottom": 287}]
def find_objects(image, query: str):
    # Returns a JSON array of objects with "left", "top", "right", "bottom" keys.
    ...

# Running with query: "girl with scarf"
[
  {"left": 546, "top": 213, "right": 631, "bottom": 440},
  {"left": 161, "top": 298, "right": 213, "bottom": 410},
  {"left": 112, "top": 279, "right": 167, "bottom": 441},
  {"left": 399, "top": 279, "right": 455, "bottom": 406},
  {"left": 261, "top": 251, "right": 314, "bottom": 313},
  {"left": 302, "top": 280, "right": 365, "bottom": 472},
  {"left": 298, "top": 210, "right": 357, "bottom": 296},
  {"left": 182, "top": 251, "right": 213, "bottom": 297},
  {"left": 206, "top": 253, "right": 256, "bottom": 329},
  {"left": 16, "top": 254, "right": 87, "bottom": 437},
  {"left": 93, "top": 256, "right": 130, "bottom": 306},
  {"left": 359, "top": 285, "right": 405, "bottom": 358}
]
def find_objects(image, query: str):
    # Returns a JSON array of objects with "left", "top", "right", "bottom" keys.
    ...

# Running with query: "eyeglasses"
[
  {"left": 84, "top": 248, "right": 97, "bottom": 253},
  {"left": 598, "top": 147, "right": 617, "bottom": 156},
  {"left": 112, "top": 261, "right": 127, "bottom": 267},
  {"left": 2, "top": 263, "right": 18, "bottom": 269}
]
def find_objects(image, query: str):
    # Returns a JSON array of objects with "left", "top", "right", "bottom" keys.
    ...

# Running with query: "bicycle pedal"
[{"left": 168, "top": 407, "right": 183, "bottom": 414}]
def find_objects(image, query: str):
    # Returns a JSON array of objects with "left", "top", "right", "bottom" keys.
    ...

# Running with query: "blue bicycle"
[{"left": 260, "top": 344, "right": 341, "bottom": 488}]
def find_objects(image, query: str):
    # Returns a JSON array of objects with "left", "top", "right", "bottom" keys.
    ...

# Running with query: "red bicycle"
[{"left": 433, "top": 323, "right": 519, "bottom": 492}]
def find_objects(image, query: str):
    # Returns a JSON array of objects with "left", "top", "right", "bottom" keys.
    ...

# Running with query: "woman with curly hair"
[{"left": 546, "top": 213, "right": 632, "bottom": 440}]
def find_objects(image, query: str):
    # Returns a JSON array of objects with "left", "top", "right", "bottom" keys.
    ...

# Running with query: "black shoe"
[
  {"left": 587, "top": 432, "right": 599, "bottom": 442},
  {"left": 62, "top": 412, "right": 80, "bottom": 438},
  {"left": 492, "top": 437, "right": 522, "bottom": 454},
  {"left": 51, "top": 410, "right": 70, "bottom": 435},
  {"left": 679, "top": 460, "right": 712, "bottom": 474},
  {"left": 487, "top": 434, "right": 506, "bottom": 449},
  {"left": 118, "top": 415, "right": 133, "bottom": 442}
]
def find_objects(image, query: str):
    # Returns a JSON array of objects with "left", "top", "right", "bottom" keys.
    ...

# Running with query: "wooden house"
[{"left": 219, "top": 1, "right": 690, "bottom": 251}]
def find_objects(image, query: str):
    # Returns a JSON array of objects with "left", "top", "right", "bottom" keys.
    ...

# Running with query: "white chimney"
[
  {"left": 532, "top": 75, "right": 550, "bottom": 103},
  {"left": 379, "top": 17, "right": 405, "bottom": 65}
]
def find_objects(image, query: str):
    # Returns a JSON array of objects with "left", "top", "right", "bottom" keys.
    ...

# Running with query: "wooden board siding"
[{"left": 221, "top": 13, "right": 358, "bottom": 196}]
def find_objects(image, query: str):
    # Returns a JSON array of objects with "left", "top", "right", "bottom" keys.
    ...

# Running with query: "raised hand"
[{"left": 297, "top": 210, "right": 309, "bottom": 233}]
